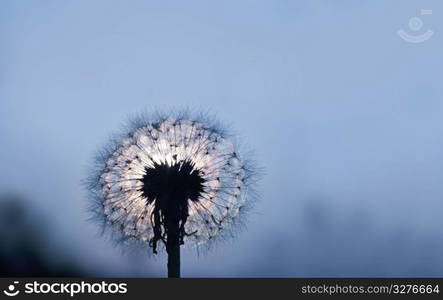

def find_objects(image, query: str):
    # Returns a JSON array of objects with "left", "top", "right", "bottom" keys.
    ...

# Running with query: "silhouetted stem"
[
  {"left": 167, "top": 241, "right": 180, "bottom": 277},
  {"left": 166, "top": 215, "right": 180, "bottom": 278}
]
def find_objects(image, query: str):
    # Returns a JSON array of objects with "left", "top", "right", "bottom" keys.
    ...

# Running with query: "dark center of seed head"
[{"left": 142, "top": 160, "right": 205, "bottom": 209}]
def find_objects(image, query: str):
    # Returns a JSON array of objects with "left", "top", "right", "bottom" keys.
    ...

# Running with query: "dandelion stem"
[{"left": 166, "top": 208, "right": 181, "bottom": 278}]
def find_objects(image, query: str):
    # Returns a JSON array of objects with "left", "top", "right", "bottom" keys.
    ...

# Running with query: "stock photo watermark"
[
  {"left": 2, "top": 280, "right": 127, "bottom": 298},
  {"left": 3, "top": 281, "right": 20, "bottom": 297},
  {"left": 397, "top": 9, "right": 434, "bottom": 43}
]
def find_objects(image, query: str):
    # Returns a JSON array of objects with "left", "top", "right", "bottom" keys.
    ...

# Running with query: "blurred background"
[{"left": 1, "top": 0, "right": 443, "bottom": 277}]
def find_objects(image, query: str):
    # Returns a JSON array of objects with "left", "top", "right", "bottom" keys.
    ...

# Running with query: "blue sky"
[{"left": 1, "top": 0, "right": 443, "bottom": 276}]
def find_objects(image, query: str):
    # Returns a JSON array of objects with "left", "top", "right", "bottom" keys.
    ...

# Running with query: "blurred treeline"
[{"left": 0, "top": 194, "right": 85, "bottom": 277}]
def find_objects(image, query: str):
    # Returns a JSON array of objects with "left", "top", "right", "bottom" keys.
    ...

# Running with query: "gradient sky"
[{"left": 1, "top": 0, "right": 443, "bottom": 276}]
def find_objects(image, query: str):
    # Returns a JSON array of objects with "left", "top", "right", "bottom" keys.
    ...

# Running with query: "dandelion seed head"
[{"left": 88, "top": 111, "right": 257, "bottom": 253}]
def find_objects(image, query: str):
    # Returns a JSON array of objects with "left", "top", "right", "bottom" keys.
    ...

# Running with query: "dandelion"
[{"left": 87, "top": 111, "right": 257, "bottom": 277}]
